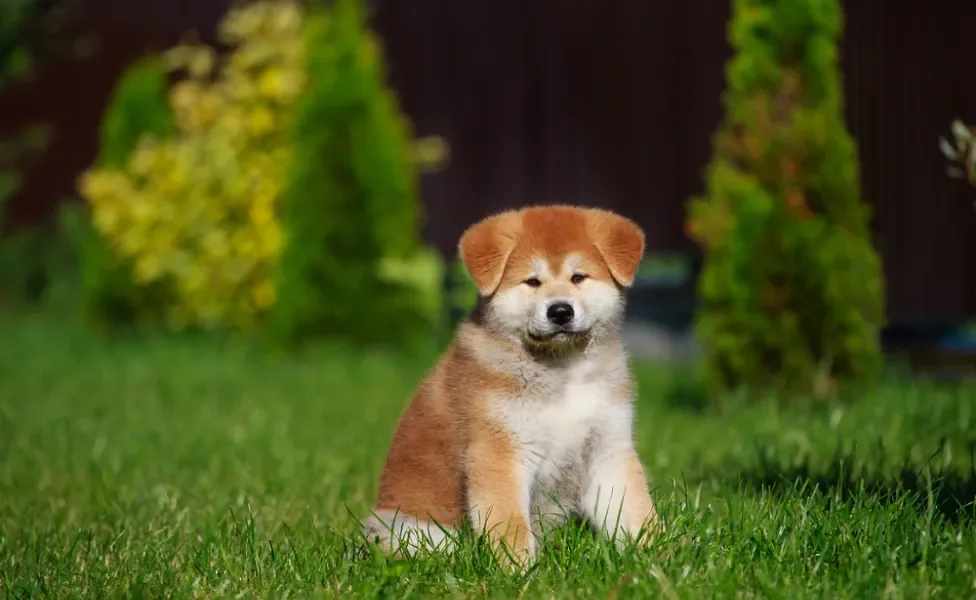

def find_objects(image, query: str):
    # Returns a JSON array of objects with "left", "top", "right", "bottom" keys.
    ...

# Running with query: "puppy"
[{"left": 362, "top": 204, "right": 659, "bottom": 568}]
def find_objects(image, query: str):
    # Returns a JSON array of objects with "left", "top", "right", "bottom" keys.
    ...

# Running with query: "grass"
[{"left": 1, "top": 312, "right": 976, "bottom": 598}]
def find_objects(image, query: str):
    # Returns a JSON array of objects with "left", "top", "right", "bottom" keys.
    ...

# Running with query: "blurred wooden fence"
[{"left": 1, "top": 0, "right": 975, "bottom": 322}]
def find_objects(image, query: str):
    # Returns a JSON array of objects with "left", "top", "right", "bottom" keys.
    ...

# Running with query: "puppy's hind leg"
[{"left": 362, "top": 509, "right": 459, "bottom": 557}]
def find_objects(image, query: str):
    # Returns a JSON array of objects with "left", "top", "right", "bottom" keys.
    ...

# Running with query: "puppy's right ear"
[{"left": 458, "top": 210, "right": 522, "bottom": 296}]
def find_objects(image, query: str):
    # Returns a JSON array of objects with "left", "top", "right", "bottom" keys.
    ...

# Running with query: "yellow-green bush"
[
  {"left": 78, "top": 0, "right": 450, "bottom": 336},
  {"left": 78, "top": 0, "right": 304, "bottom": 331}
]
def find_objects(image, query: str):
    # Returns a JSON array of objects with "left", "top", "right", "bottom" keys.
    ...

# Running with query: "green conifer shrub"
[
  {"left": 269, "top": 0, "right": 435, "bottom": 349},
  {"left": 685, "top": 0, "right": 885, "bottom": 402}
]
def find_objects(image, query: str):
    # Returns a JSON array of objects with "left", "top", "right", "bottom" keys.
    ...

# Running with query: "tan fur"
[
  {"left": 465, "top": 417, "right": 534, "bottom": 565},
  {"left": 363, "top": 205, "right": 660, "bottom": 569},
  {"left": 622, "top": 451, "right": 658, "bottom": 535}
]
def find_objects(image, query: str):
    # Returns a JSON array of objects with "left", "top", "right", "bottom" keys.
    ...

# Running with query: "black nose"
[{"left": 546, "top": 302, "right": 574, "bottom": 326}]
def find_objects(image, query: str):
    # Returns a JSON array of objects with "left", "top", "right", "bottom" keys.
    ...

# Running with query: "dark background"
[{"left": 2, "top": 0, "right": 974, "bottom": 323}]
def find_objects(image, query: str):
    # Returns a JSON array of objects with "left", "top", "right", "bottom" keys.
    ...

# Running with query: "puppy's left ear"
[{"left": 587, "top": 209, "right": 645, "bottom": 287}]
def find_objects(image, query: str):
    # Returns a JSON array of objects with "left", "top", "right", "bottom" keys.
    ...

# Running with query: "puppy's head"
[{"left": 458, "top": 205, "right": 644, "bottom": 354}]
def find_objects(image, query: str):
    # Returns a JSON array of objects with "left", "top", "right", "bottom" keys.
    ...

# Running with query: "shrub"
[
  {"left": 1, "top": 0, "right": 82, "bottom": 224},
  {"left": 0, "top": 215, "right": 68, "bottom": 307},
  {"left": 78, "top": 0, "right": 447, "bottom": 340},
  {"left": 78, "top": 0, "right": 304, "bottom": 331},
  {"left": 0, "top": 202, "right": 91, "bottom": 311},
  {"left": 75, "top": 55, "right": 176, "bottom": 328},
  {"left": 445, "top": 256, "right": 479, "bottom": 324},
  {"left": 0, "top": 1, "right": 90, "bottom": 309},
  {"left": 0, "top": 0, "right": 59, "bottom": 231},
  {"left": 268, "top": 0, "right": 436, "bottom": 349},
  {"left": 685, "top": 0, "right": 885, "bottom": 402},
  {"left": 96, "top": 55, "right": 176, "bottom": 169}
]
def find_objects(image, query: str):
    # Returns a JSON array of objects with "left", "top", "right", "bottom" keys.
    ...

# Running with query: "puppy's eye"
[
  {"left": 571, "top": 273, "right": 587, "bottom": 285},
  {"left": 524, "top": 277, "right": 542, "bottom": 288}
]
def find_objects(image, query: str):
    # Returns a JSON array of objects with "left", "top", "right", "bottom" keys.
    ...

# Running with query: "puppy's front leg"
[
  {"left": 465, "top": 429, "right": 534, "bottom": 569},
  {"left": 583, "top": 442, "right": 660, "bottom": 547}
]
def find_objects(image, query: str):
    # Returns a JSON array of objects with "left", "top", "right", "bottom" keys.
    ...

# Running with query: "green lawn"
[{"left": 2, "top": 312, "right": 975, "bottom": 598}]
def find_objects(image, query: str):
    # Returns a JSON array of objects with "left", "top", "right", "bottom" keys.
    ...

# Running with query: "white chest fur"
[
  {"left": 499, "top": 376, "right": 611, "bottom": 464},
  {"left": 487, "top": 351, "right": 634, "bottom": 522}
]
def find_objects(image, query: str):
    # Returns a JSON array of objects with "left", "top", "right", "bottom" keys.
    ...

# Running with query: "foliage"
[
  {"left": 0, "top": 203, "right": 79, "bottom": 308},
  {"left": 685, "top": 0, "right": 885, "bottom": 402},
  {"left": 70, "top": 56, "right": 177, "bottom": 327},
  {"left": 78, "top": 0, "right": 304, "bottom": 331},
  {"left": 0, "top": 0, "right": 60, "bottom": 229},
  {"left": 0, "top": 0, "right": 82, "bottom": 88},
  {"left": 378, "top": 246, "right": 450, "bottom": 335},
  {"left": 0, "top": 0, "right": 35, "bottom": 85},
  {"left": 3, "top": 312, "right": 976, "bottom": 597},
  {"left": 940, "top": 119, "right": 976, "bottom": 188},
  {"left": 0, "top": 125, "right": 50, "bottom": 230},
  {"left": 96, "top": 55, "right": 176, "bottom": 169},
  {"left": 0, "top": 0, "right": 73, "bottom": 306},
  {"left": 446, "top": 256, "right": 479, "bottom": 318},
  {"left": 0, "top": 0, "right": 86, "bottom": 213},
  {"left": 411, "top": 134, "right": 451, "bottom": 174},
  {"left": 269, "top": 0, "right": 436, "bottom": 349},
  {"left": 77, "top": 0, "right": 448, "bottom": 339}
]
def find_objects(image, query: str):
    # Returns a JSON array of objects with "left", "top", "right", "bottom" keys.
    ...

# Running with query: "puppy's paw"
[
  {"left": 488, "top": 531, "right": 535, "bottom": 573},
  {"left": 498, "top": 548, "right": 534, "bottom": 573}
]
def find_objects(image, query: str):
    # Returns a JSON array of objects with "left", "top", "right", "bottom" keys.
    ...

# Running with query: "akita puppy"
[{"left": 363, "top": 204, "right": 659, "bottom": 568}]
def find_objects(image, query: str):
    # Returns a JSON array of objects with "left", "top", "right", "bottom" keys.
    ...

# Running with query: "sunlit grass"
[{"left": 1, "top": 312, "right": 975, "bottom": 598}]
